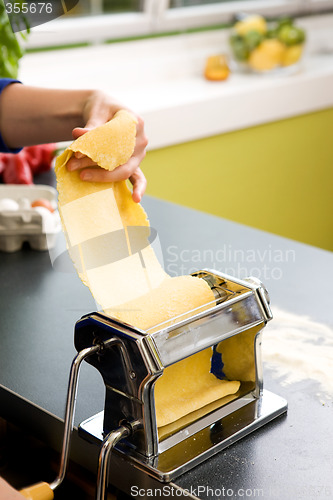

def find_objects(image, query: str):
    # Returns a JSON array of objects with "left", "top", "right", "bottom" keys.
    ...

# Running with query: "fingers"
[
  {"left": 77, "top": 165, "right": 147, "bottom": 202},
  {"left": 130, "top": 168, "right": 147, "bottom": 203},
  {"left": 79, "top": 156, "right": 136, "bottom": 180},
  {"left": 67, "top": 153, "right": 98, "bottom": 171},
  {"left": 67, "top": 144, "right": 146, "bottom": 183}
]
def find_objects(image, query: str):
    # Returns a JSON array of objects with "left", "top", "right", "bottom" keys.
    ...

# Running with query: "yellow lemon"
[
  {"left": 234, "top": 15, "right": 267, "bottom": 36},
  {"left": 248, "top": 39, "right": 285, "bottom": 71},
  {"left": 281, "top": 44, "right": 303, "bottom": 66}
]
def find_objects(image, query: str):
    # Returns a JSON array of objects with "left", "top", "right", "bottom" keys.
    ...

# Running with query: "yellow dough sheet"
[
  {"left": 106, "top": 273, "right": 216, "bottom": 330},
  {"left": 158, "top": 392, "right": 241, "bottom": 440},
  {"left": 155, "top": 347, "right": 240, "bottom": 427},
  {"left": 55, "top": 110, "right": 240, "bottom": 428}
]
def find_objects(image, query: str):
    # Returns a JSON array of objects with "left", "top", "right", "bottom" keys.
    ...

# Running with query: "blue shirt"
[{"left": 0, "top": 78, "right": 22, "bottom": 153}]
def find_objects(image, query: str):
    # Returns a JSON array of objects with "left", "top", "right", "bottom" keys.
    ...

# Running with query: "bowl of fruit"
[{"left": 229, "top": 15, "right": 306, "bottom": 74}]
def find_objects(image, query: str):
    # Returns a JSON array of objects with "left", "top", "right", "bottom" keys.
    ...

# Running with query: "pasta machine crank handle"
[
  {"left": 95, "top": 420, "right": 142, "bottom": 500},
  {"left": 20, "top": 338, "right": 119, "bottom": 499}
]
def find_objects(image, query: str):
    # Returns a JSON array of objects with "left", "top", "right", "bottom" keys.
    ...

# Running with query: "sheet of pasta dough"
[{"left": 55, "top": 109, "right": 240, "bottom": 428}]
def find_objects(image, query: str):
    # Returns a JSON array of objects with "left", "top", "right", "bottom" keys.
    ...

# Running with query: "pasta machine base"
[{"left": 78, "top": 388, "right": 287, "bottom": 482}]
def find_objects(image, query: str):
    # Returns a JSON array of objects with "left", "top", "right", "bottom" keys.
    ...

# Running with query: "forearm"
[
  {"left": 0, "top": 477, "right": 25, "bottom": 499},
  {"left": 0, "top": 84, "right": 105, "bottom": 148}
]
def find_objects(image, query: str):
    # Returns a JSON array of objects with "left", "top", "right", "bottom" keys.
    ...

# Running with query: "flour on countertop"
[{"left": 262, "top": 308, "right": 333, "bottom": 401}]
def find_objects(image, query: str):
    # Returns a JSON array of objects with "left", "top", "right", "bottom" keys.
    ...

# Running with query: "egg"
[
  {"left": 0, "top": 198, "right": 19, "bottom": 211},
  {"left": 33, "top": 206, "right": 56, "bottom": 233},
  {"left": 31, "top": 198, "right": 55, "bottom": 213}
]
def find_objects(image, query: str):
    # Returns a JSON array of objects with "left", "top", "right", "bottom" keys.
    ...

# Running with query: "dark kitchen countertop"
[{"left": 0, "top": 177, "right": 332, "bottom": 499}]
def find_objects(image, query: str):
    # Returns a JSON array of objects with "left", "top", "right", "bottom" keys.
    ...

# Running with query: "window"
[
  {"left": 103, "top": 0, "right": 143, "bottom": 14},
  {"left": 27, "top": 0, "right": 333, "bottom": 48},
  {"left": 170, "top": 0, "right": 239, "bottom": 6},
  {"left": 68, "top": 0, "right": 144, "bottom": 16}
]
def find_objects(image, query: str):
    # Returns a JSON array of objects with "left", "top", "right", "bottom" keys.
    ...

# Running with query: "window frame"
[
  {"left": 26, "top": 0, "right": 333, "bottom": 49},
  {"left": 156, "top": 0, "right": 303, "bottom": 32}
]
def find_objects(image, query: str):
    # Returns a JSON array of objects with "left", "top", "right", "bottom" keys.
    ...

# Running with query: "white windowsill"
[{"left": 19, "top": 14, "right": 333, "bottom": 150}]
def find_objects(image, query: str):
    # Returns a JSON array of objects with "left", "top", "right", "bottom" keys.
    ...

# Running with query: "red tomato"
[
  {"left": 2, "top": 153, "right": 33, "bottom": 185},
  {"left": 0, "top": 153, "right": 10, "bottom": 175},
  {"left": 24, "top": 146, "right": 43, "bottom": 174},
  {"left": 40, "top": 143, "right": 57, "bottom": 170},
  {"left": 31, "top": 198, "right": 55, "bottom": 213},
  {"left": 25, "top": 144, "right": 57, "bottom": 174}
]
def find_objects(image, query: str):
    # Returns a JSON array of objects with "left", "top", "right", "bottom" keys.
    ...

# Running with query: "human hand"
[
  {"left": 0, "top": 477, "right": 26, "bottom": 499},
  {"left": 66, "top": 91, "right": 148, "bottom": 203}
]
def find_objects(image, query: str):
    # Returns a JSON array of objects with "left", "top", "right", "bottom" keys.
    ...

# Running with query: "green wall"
[{"left": 142, "top": 107, "right": 333, "bottom": 251}]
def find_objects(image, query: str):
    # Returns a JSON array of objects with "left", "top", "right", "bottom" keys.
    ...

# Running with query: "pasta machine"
[{"left": 22, "top": 270, "right": 287, "bottom": 500}]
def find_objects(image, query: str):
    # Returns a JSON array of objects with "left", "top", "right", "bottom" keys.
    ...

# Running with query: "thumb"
[
  {"left": 72, "top": 127, "right": 90, "bottom": 140},
  {"left": 72, "top": 112, "right": 107, "bottom": 139}
]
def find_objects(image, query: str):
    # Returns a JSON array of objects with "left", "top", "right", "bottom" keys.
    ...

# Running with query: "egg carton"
[{"left": 0, "top": 184, "right": 61, "bottom": 252}]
